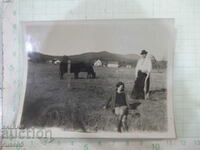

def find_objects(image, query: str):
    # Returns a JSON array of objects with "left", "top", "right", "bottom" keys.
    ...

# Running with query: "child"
[{"left": 104, "top": 81, "right": 129, "bottom": 132}]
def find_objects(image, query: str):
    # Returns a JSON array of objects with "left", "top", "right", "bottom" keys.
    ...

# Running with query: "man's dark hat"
[{"left": 140, "top": 50, "right": 148, "bottom": 55}]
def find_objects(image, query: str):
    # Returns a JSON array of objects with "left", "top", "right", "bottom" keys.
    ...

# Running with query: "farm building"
[
  {"left": 48, "top": 59, "right": 61, "bottom": 64},
  {"left": 126, "top": 64, "right": 132, "bottom": 68},
  {"left": 48, "top": 60, "right": 53, "bottom": 63},
  {"left": 107, "top": 61, "right": 119, "bottom": 68},
  {"left": 54, "top": 60, "right": 61, "bottom": 65},
  {"left": 94, "top": 59, "right": 102, "bottom": 67}
]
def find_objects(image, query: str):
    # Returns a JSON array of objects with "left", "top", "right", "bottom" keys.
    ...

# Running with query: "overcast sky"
[{"left": 24, "top": 19, "right": 175, "bottom": 60}]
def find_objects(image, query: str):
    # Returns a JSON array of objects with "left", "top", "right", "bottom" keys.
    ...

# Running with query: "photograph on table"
[{"left": 17, "top": 19, "right": 175, "bottom": 138}]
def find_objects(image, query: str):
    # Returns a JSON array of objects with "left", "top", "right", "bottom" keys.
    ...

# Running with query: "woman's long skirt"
[{"left": 131, "top": 71, "right": 150, "bottom": 99}]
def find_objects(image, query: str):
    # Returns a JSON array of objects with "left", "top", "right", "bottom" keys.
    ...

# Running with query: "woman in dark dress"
[
  {"left": 104, "top": 81, "right": 129, "bottom": 132},
  {"left": 131, "top": 50, "right": 152, "bottom": 100}
]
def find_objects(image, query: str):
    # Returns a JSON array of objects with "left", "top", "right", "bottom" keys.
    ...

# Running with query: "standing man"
[{"left": 131, "top": 50, "right": 152, "bottom": 100}]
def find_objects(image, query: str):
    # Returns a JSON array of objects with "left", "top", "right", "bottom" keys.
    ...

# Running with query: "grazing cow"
[{"left": 59, "top": 61, "right": 96, "bottom": 79}]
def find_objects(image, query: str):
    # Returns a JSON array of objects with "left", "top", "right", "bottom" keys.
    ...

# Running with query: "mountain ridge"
[
  {"left": 28, "top": 51, "right": 139, "bottom": 63},
  {"left": 28, "top": 51, "right": 166, "bottom": 68}
]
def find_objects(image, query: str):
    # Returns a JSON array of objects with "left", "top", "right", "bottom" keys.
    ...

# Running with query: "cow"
[{"left": 59, "top": 61, "right": 96, "bottom": 79}]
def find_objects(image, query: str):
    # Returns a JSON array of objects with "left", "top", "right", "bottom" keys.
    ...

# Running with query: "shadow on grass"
[
  {"left": 129, "top": 102, "right": 141, "bottom": 110},
  {"left": 149, "top": 88, "right": 166, "bottom": 94},
  {"left": 20, "top": 98, "right": 87, "bottom": 132}
]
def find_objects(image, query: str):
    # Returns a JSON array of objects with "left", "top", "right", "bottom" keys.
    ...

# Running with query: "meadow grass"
[{"left": 21, "top": 62, "right": 167, "bottom": 132}]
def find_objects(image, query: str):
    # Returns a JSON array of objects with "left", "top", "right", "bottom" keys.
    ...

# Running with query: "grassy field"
[{"left": 21, "top": 62, "right": 167, "bottom": 132}]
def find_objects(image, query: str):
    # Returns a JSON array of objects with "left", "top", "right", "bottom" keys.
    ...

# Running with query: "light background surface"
[
  {"left": 1, "top": 0, "right": 200, "bottom": 149},
  {"left": 24, "top": 19, "right": 172, "bottom": 60}
]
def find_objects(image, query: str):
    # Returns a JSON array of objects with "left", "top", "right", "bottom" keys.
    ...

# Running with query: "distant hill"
[
  {"left": 28, "top": 51, "right": 166, "bottom": 69},
  {"left": 69, "top": 51, "right": 139, "bottom": 65},
  {"left": 124, "top": 54, "right": 140, "bottom": 60},
  {"left": 28, "top": 51, "right": 139, "bottom": 66}
]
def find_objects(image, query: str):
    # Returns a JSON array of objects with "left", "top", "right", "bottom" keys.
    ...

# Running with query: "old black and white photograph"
[{"left": 18, "top": 19, "right": 175, "bottom": 138}]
